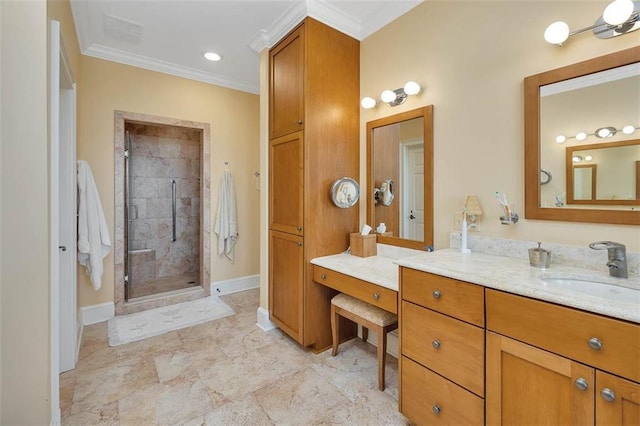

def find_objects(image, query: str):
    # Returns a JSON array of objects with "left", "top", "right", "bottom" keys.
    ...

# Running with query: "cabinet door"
[
  {"left": 268, "top": 230, "right": 304, "bottom": 344},
  {"left": 596, "top": 370, "right": 640, "bottom": 425},
  {"left": 269, "top": 24, "right": 304, "bottom": 139},
  {"left": 269, "top": 132, "right": 303, "bottom": 236},
  {"left": 486, "top": 331, "right": 594, "bottom": 426}
]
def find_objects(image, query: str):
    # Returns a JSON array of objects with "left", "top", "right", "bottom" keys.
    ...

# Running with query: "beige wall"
[
  {"left": 0, "top": 1, "right": 50, "bottom": 423},
  {"left": 78, "top": 57, "right": 260, "bottom": 307},
  {"left": 360, "top": 1, "right": 640, "bottom": 252}
]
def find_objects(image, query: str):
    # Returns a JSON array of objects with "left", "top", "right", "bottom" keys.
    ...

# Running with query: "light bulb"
[
  {"left": 597, "top": 127, "right": 612, "bottom": 138},
  {"left": 381, "top": 90, "right": 397, "bottom": 103},
  {"left": 203, "top": 52, "right": 222, "bottom": 61},
  {"left": 360, "top": 97, "right": 376, "bottom": 109},
  {"left": 622, "top": 125, "right": 636, "bottom": 134},
  {"left": 603, "top": 0, "right": 634, "bottom": 25},
  {"left": 575, "top": 132, "right": 587, "bottom": 141},
  {"left": 572, "top": 155, "right": 582, "bottom": 163},
  {"left": 544, "top": 21, "right": 570, "bottom": 45},
  {"left": 403, "top": 81, "right": 421, "bottom": 96},
  {"left": 585, "top": 155, "right": 593, "bottom": 161},
  {"left": 555, "top": 135, "right": 567, "bottom": 143}
]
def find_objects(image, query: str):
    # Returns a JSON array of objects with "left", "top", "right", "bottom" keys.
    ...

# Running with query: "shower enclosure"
[{"left": 115, "top": 111, "right": 211, "bottom": 315}]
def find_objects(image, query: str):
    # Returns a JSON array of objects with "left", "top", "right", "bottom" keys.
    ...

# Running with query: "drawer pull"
[
  {"left": 373, "top": 293, "right": 380, "bottom": 301},
  {"left": 432, "top": 404, "right": 441, "bottom": 415},
  {"left": 588, "top": 337, "right": 602, "bottom": 350},
  {"left": 321, "top": 274, "right": 326, "bottom": 280},
  {"left": 574, "top": 378, "right": 589, "bottom": 391},
  {"left": 432, "top": 290, "right": 441, "bottom": 299},
  {"left": 600, "top": 388, "right": 616, "bottom": 402},
  {"left": 432, "top": 339, "right": 441, "bottom": 349}
]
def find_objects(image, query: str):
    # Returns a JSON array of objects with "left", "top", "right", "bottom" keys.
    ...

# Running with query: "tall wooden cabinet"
[{"left": 268, "top": 18, "right": 360, "bottom": 350}]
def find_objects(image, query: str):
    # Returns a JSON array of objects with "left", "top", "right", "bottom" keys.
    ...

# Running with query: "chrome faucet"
[{"left": 589, "top": 241, "right": 628, "bottom": 278}]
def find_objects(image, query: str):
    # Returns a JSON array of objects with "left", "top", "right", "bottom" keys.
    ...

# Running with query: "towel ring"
[{"left": 540, "top": 168, "right": 552, "bottom": 185}]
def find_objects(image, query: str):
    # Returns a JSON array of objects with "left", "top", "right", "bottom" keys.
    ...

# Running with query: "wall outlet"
[{"left": 453, "top": 211, "right": 481, "bottom": 232}]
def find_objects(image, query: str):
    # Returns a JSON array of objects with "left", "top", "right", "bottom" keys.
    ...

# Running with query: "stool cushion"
[{"left": 331, "top": 293, "right": 398, "bottom": 327}]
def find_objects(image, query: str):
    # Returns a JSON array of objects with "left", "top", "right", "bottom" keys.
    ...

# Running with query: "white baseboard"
[
  {"left": 212, "top": 274, "right": 259, "bottom": 296},
  {"left": 256, "top": 306, "right": 277, "bottom": 331},
  {"left": 81, "top": 302, "right": 114, "bottom": 325}
]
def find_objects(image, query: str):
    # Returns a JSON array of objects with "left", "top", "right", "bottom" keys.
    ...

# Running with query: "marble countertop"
[
  {"left": 310, "top": 253, "right": 400, "bottom": 291},
  {"left": 398, "top": 249, "right": 640, "bottom": 324},
  {"left": 311, "top": 247, "right": 640, "bottom": 324}
]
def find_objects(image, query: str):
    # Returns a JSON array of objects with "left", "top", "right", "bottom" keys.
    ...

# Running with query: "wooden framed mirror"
[
  {"left": 366, "top": 106, "right": 434, "bottom": 250},
  {"left": 524, "top": 46, "right": 640, "bottom": 225}
]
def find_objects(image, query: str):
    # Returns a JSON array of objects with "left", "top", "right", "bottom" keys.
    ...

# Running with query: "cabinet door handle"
[
  {"left": 297, "top": 242, "right": 303, "bottom": 247},
  {"left": 600, "top": 388, "right": 616, "bottom": 402},
  {"left": 588, "top": 337, "right": 602, "bottom": 350},
  {"left": 432, "top": 290, "right": 441, "bottom": 299},
  {"left": 574, "top": 378, "right": 589, "bottom": 391},
  {"left": 373, "top": 293, "right": 380, "bottom": 301},
  {"left": 321, "top": 274, "right": 326, "bottom": 280},
  {"left": 432, "top": 404, "right": 441, "bottom": 415},
  {"left": 297, "top": 226, "right": 303, "bottom": 231},
  {"left": 432, "top": 339, "right": 441, "bottom": 349},
  {"left": 297, "top": 120, "right": 303, "bottom": 125}
]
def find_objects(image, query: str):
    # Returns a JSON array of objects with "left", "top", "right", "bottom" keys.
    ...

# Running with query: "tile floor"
[{"left": 61, "top": 288, "right": 410, "bottom": 425}]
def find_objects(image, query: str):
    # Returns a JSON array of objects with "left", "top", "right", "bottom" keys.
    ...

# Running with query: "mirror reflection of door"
[
  {"left": 401, "top": 140, "right": 424, "bottom": 240},
  {"left": 573, "top": 164, "right": 597, "bottom": 200}
]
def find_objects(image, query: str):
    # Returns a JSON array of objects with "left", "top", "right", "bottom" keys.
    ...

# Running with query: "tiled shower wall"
[{"left": 126, "top": 123, "right": 200, "bottom": 280}]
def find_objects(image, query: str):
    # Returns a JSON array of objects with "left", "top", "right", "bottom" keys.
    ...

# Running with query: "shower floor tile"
[
  {"left": 128, "top": 272, "right": 199, "bottom": 299},
  {"left": 61, "top": 288, "right": 409, "bottom": 425}
]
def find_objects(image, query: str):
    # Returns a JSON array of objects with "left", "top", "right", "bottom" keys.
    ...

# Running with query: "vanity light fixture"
[
  {"left": 361, "top": 81, "right": 421, "bottom": 109},
  {"left": 555, "top": 124, "right": 638, "bottom": 143},
  {"left": 544, "top": 0, "right": 640, "bottom": 45}
]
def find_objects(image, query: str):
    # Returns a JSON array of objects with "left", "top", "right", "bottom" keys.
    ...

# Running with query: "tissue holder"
[{"left": 350, "top": 233, "right": 377, "bottom": 257}]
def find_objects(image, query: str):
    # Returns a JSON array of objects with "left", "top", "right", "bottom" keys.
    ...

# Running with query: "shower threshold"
[{"left": 127, "top": 285, "right": 202, "bottom": 304}]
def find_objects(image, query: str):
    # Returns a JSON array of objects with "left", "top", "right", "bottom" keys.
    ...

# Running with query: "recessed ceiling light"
[{"left": 203, "top": 52, "right": 222, "bottom": 62}]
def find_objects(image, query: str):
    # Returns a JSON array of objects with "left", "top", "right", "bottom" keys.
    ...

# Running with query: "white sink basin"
[{"left": 538, "top": 274, "right": 640, "bottom": 304}]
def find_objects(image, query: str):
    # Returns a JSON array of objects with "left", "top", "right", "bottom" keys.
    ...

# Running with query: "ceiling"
[{"left": 70, "top": 0, "right": 423, "bottom": 94}]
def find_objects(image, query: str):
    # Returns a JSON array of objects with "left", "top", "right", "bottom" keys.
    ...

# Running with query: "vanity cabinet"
[
  {"left": 268, "top": 18, "right": 359, "bottom": 349},
  {"left": 486, "top": 289, "right": 640, "bottom": 426},
  {"left": 399, "top": 267, "right": 485, "bottom": 425}
]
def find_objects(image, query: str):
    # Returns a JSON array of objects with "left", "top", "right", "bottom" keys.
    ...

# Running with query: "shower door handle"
[
  {"left": 128, "top": 204, "right": 138, "bottom": 221},
  {"left": 172, "top": 180, "right": 177, "bottom": 242}
]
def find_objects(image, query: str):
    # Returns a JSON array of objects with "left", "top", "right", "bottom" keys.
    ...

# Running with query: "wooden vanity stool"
[{"left": 330, "top": 293, "right": 399, "bottom": 391}]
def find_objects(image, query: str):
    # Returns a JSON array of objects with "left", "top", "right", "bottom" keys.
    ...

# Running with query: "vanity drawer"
[
  {"left": 486, "top": 289, "right": 640, "bottom": 382},
  {"left": 402, "top": 300, "right": 485, "bottom": 396},
  {"left": 313, "top": 266, "right": 397, "bottom": 314},
  {"left": 401, "top": 356, "right": 484, "bottom": 426},
  {"left": 401, "top": 267, "right": 484, "bottom": 326}
]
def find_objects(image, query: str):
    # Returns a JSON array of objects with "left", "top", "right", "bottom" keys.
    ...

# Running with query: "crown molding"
[
  {"left": 249, "top": 1, "right": 307, "bottom": 52},
  {"left": 305, "top": 0, "right": 363, "bottom": 40},
  {"left": 84, "top": 44, "right": 259, "bottom": 94}
]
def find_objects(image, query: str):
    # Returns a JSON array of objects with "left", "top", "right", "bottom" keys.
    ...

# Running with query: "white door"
[
  {"left": 50, "top": 23, "right": 78, "bottom": 426},
  {"left": 401, "top": 142, "right": 424, "bottom": 241}
]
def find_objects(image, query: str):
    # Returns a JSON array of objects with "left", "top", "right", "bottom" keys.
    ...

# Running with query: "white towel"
[
  {"left": 214, "top": 170, "right": 238, "bottom": 262},
  {"left": 77, "top": 160, "right": 111, "bottom": 290}
]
